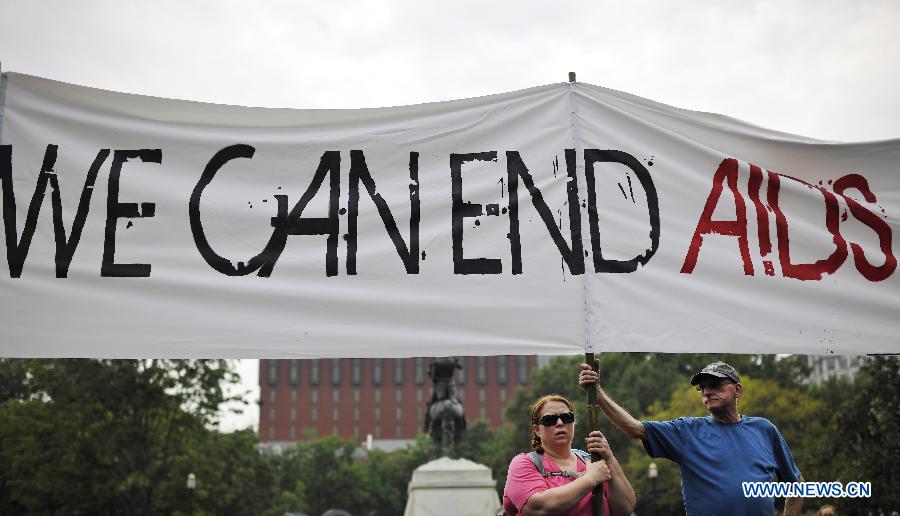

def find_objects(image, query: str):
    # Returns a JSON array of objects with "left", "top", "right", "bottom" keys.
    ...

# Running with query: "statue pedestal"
[{"left": 404, "top": 457, "right": 500, "bottom": 516}]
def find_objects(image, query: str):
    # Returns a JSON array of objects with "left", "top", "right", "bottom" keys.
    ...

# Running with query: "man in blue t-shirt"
[{"left": 579, "top": 361, "right": 804, "bottom": 516}]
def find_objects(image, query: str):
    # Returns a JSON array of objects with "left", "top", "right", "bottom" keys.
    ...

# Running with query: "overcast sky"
[{"left": 2, "top": 0, "right": 898, "bottom": 432}]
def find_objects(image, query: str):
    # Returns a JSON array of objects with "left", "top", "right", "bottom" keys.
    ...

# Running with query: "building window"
[
  {"left": 457, "top": 357, "right": 467, "bottom": 384},
  {"left": 311, "top": 388, "right": 318, "bottom": 403},
  {"left": 374, "top": 425, "right": 381, "bottom": 438},
  {"left": 290, "top": 426, "right": 296, "bottom": 440},
  {"left": 479, "top": 388, "right": 486, "bottom": 402},
  {"left": 497, "top": 356, "right": 508, "bottom": 385},
  {"left": 311, "top": 407, "right": 318, "bottom": 421},
  {"left": 373, "top": 358, "right": 383, "bottom": 385},
  {"left": 416, "top": 388, "right": 423, "bottom": 403},
  {"left": 268, "top": 427, "right": 275, "bottom": 440},
  {"left": 353, "top": 426, "right": 360, "bottom": 439},
  {"left": 414, "top": 358, "right": 425, "bottom": 385},
  {"left": 332, "top": 390, "right": 340, "bottom": 403},
  {"left": 269, "top": 389, "right": 277, "bottom": 404},
  {"left": 393, "top": 359, "right": 404, "bottom": 384},
  {"left": 267, "top": 359, "right": 279, "bottom": 385},
  {"left": 375, "top": 407, "right": 381, "bottom": 421},
  {"left": 417, "top": 407, "right": 423, "bottom": 421},
  {"left": 290, "top": 387, "right": 297, "bottom": 403},
  {"left": 310, "top": 359, "right": 320, "bottom": 385},
  {"left": 516, "top": 356, "right": 529, "bottom": 384},
  {"left": 476, "top": 356, "right": 487, "bottom": 385},
  {"left": 331, "top": 359, "right": 342, "bottom": 385},
  {"left": 374, "top": 389, "right": 381, "bottom": 403},
  {"left": 353, "top": 407, "right": 359, "bottom": 422},
  {"left": 395, "top": 390, "right": 402, "bottom": 403},
  {"left": 395, "top": 425, "right": 402, "bottom": 438},
  {"left": 479, "top": 406, "right": 486, "bottom": 420},
  {"left": 500, "top": 389, "right": 507, "bottom": 402},
  {"left": 289, "top": 359, "right": 300, "bottom": 384},
  {"left": 332, "top": 407, "right": 339, "bottom": 421},
  {"left": 290, "top": 406, "right": 297, "bottom": 421},
  {"left": 395, "top": 407, "right": 402, "bottom": 421},
  {"left": 269, "top": 407, "right": 276, "bottom": 421},
  {"left": 354, "top": 388, "right": 360, "bottom": 403},
  {"left": 352, "top": 358, "right": 363, "bottom": 385}
]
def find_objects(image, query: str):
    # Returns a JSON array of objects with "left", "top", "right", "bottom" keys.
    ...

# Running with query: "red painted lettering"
[
  {"left": 833, "top": 174, "right": 896, "bottom": 281},
  {"left": 747, "top": 164, "right": 775, "bottom": 276},
  {"left": 769, "top": 172, "right": 847, "bottom": 281},
  {"left": 681, "top": 158, "right": 753, "bottom": 275}
]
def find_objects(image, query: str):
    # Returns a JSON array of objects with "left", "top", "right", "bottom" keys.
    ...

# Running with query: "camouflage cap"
[{"left": 690, "top": 362, "right": 741, "bottom": 385}]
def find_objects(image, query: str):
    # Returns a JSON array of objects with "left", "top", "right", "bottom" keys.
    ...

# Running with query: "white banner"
[{"left": 0, "top": 72, "right": 897, "bottom": 357}]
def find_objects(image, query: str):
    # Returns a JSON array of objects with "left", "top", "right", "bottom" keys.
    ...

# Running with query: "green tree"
[
  {"left": 828, "top": 356, "right": 899, "bottom": 514},
  {"left": 0, "top": 358, "right": 30, "bottom": 403},
  {"left": 162, "top": 428, "right": 276, "bottom": 516},
  {"left": 266, "top": 434, "right": 443, "bottom": 516},
  {"left": 0, "top": 358, "right": 244, "bottom": 515},
  {"left": 266, "top": 436, "right": 371, "bottom": 515},
  {"left": 597, "top": 353, "right": 811, "bottom": 414}
]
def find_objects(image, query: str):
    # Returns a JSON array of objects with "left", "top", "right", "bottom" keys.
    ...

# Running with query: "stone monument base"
[{"left": 404, "top": 457, "right": 501, "bottom": 516}]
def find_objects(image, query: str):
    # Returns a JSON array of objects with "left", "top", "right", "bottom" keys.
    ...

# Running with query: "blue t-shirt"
[{"left": 642, "top": 416, "right": 801, "bottom": 516}]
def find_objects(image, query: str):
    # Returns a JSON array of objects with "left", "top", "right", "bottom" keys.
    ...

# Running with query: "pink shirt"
[{"left": 502, "top": 452, "right": 611, "bottom": 516}]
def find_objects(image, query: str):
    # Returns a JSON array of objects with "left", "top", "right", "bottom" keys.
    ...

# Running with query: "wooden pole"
[
  {"left": 575, "top": 70, "right": 602, "bottom": 513},
  {"left": 585, "top": 352, "right": 606, "bottom": 516}
]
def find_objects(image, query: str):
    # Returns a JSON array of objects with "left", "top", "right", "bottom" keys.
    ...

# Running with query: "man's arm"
[
  {"left": 579, "top": 363, "right": 645, "bottom": 440},
  {"left": 783, "top": 475, "right": 804, "bottom": 516},
  {"left": 597, "top": 386, "right": 645, "bottom": 440}
]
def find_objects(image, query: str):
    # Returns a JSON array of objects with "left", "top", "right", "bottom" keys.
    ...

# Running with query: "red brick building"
[{"left": 258, "top": 356, "right": 537, "bottom": 444}]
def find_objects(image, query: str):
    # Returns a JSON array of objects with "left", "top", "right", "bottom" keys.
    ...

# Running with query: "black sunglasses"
[{"left": 537, "top": 412, "right": 575, "bottom": 426}]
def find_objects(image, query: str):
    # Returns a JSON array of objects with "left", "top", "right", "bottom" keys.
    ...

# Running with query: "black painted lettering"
[
  {"left": 584, "top": 149, "right": 660, "bottom": 273},
  {"left": 347, "top": 150, "right": 420, "bottom": 274},
  {"left": 1, "top": 145, "right": 110, "bottom": 278},
  {"left": 283, "top": 151, "right": 342, "bottom": 277},
  {"left": 189, "top": 144, "right": 289, "bottom": 276},
  {"left": 506, "top": 151, "right": 584, "bottom": 275},
  {"left": 101, "top": 149, "right": 161, "bottom": 277},
  {"left": 451, "top": 152, "right": 500, "bottom": 274}
]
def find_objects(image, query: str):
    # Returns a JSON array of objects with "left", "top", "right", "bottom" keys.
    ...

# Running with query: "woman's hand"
[
  {"left": 583, "top": 458, "right": 611, "bottom": 486},
  {"left": 578, "top": 362, "right": 599, "bottom": 390},
  {"left": 585, "top": 430, "right": 613, "bottom": 460}
]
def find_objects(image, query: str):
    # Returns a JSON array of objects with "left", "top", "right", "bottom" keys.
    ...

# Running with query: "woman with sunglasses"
[{"left": 501, "top": 394, "right": 635, "bottom": 515}]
